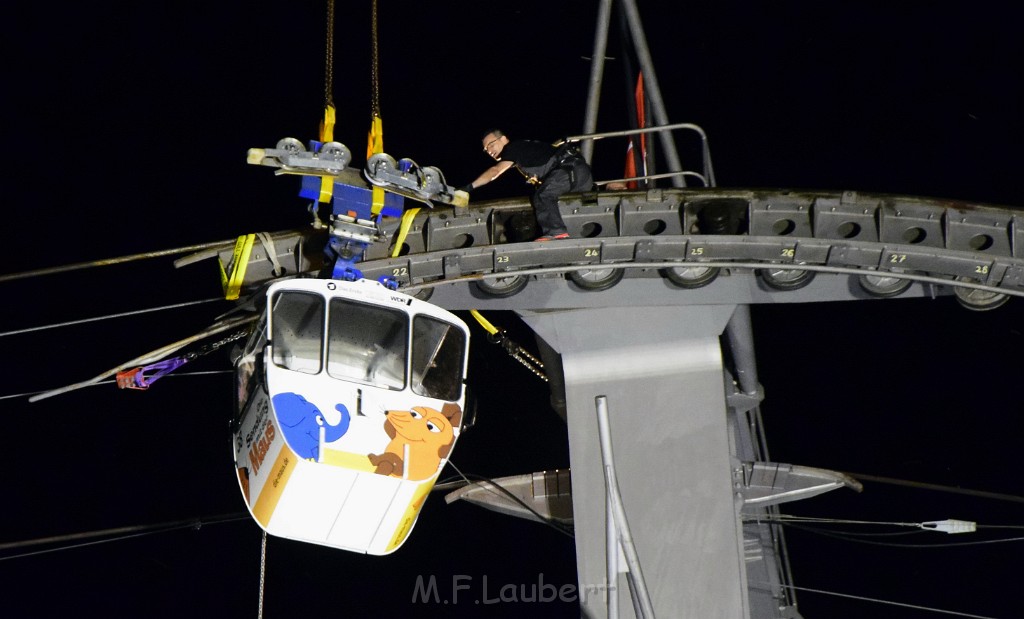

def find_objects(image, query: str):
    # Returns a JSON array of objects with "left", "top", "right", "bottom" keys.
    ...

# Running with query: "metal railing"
[{"left": 560, "top": 122, "right": 717, "bottom": 188}]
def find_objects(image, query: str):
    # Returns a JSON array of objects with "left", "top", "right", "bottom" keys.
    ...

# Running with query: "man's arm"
[{"left": 466, "top": 160, "right": 515, "bottom": 190}]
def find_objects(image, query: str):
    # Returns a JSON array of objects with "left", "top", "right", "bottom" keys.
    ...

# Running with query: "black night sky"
[{"left": 3, "top": 2, "right": 1021, "bottom": 618}]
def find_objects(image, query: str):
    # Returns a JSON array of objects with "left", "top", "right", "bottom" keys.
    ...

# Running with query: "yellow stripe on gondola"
[
  {"left": 252, "top": 444, "right": 298, "bottom": 527},
  {"left": 385, "top": 480, "right": 433, "bottom": 552},
  {"left": 320, "top": 449, "right": 377, "bottom": 471},
  {"left": 237, "top": 467, "right": 249, "bottom": 502}
]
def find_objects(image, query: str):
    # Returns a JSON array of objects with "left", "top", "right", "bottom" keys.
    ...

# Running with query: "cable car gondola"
[{"left": 232, "top": 277, "right": 469, "bottom": 555}]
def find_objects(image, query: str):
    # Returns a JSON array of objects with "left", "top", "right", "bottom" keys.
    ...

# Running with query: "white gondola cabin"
[{"left": 232, "top": 278, "right": 469, "bottom": 555}]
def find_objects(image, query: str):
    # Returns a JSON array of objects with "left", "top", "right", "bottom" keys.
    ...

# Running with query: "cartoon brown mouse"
[{"left": 368, "top": 403, "right": 462, "bottom": 481}]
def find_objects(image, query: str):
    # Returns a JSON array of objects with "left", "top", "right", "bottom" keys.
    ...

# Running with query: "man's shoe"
[{"left": 534, "top": 232, "right": 570, "bottom": 242}]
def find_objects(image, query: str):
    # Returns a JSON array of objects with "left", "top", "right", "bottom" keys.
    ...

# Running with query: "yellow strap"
[
  {"left": 469, "top": 310, "right": 500, "bottom": 336},
  {"left": 318, "top": 105, "right": 337, "bottom": 203},
  {"left": 366, "top": 114, "right": 383, "bottom": 158},
  {"left": 391, "top": 207, "right": 421, "bottom": 257},
  {"left": 367, "top": 115, "right": 386, "bottom": 215},
  {"left": 370, "top": 185, "right": 386, "bottom": 215},
  {"left": 222, "top": 234, "right": 255, "bottom": 301},
  {"left": 318, "top": 176, "right": 335, "bottom": 204},
  {"left": 219, "top": 236, "right": 248, "bottom": 293},
  {"left": 394, "top": 209, "right": 496, "bottom": 337},
  {"left": 320, "top": 104, "right": 336, "bottom": 142}
]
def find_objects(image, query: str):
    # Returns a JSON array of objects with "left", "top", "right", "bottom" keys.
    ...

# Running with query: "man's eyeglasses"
[{"left": 483, "top": 137, "right": 502, "bottom": 152}]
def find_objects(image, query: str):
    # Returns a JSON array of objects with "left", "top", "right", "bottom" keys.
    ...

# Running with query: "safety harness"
[{"left": 517, "top": 141, "right": 586, "bottom": 186}]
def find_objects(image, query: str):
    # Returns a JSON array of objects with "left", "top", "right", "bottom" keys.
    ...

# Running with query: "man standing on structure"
[{"left": 461, "top": 130, "right": 593, "bottom": 241}]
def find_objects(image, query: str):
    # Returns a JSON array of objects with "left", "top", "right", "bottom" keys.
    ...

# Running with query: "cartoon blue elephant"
[{"left": 272, "top": 392, "right": 351, "bottom": 461}]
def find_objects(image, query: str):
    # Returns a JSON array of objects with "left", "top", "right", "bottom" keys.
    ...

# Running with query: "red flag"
[{"left": 624, "top": 72, "right": 647, "bottom": 189}]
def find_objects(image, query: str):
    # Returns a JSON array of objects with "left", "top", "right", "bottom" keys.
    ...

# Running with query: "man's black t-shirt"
[{"left": 500, "top": 140, "right": 556, "bottom": 178}]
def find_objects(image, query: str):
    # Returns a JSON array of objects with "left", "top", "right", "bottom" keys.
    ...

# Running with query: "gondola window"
[
  {"left": 270, "top": 292, "right": 324, "bottom": 374},
  {"left": 328, "top": 298, "right": 407, "bottom": 389},
  {"left": 411, "top": 315, "right": 466, "bottom": 401}
]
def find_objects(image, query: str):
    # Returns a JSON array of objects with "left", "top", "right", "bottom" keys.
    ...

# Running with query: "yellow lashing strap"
[
  {"left": 391, "top": 207, "right": 421, "bottom": 258},
  {"left": 469, "top": 310, "right": 500, "bottom": 336},
  {"left": 367, "top": 114, "right": 385, "bottom": 215},
  {"left": 220, "top": 234, "right": 256, "bottom": 301},
  {"left": 320, "top": 104, "right": 336, "bottom": 142},
  {"left": 318, "top": 105, "right": 337, "bottom": 203}
]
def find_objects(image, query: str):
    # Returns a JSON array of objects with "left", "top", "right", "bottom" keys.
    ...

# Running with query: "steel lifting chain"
[
  {"left": 370, "top": 0, "right": 381, "bottom": 118},
  {"left": 324, "top": 0, "right": 335, "bottom": 109},
  {"left": 469, "top": 310, "right": 548, "bottom": 382},
  {"left": 488, "top": 330, "right": 548, "bottom": 382},
  {"left": 116, "top": 327, "right": 251, "bottom": 390},
  {"left": 185, "top": 328, "right": 249, "bottom": 362}
]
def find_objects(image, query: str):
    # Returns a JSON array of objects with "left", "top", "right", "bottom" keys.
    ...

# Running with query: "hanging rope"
[{"left": 257, "top": 531, "right": 268, "bottom": 619}]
